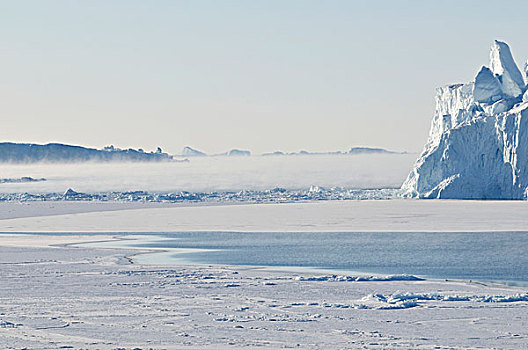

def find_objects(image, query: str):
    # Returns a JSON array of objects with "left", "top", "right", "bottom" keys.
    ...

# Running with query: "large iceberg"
[{"left": 402, "top": 41, "right": 528, "bottom": 199}]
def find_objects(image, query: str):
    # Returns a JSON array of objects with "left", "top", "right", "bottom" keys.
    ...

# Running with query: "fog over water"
[{"left": 0, "top": 154, "right": 416, "bottom": 193}]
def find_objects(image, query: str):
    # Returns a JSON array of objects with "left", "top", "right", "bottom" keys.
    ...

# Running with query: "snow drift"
[{"left": 402, "top": 40, "right": 528, "bottom": 199}]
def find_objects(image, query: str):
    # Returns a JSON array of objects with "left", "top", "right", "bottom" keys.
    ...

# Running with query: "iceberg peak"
[{"left": 489, "top": 40, "right": 525, "bottom": 98}]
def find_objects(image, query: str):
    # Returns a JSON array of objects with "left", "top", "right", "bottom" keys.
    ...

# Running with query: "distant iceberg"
[
  {"left": 262, "top": 147, "right": 402, "bottom": 156},
  {"left": 348, "top": 147, "right": 398, "bottom": 155},
  {"left": 181, "top": 146, "right": 207, "bottom": 157},
  {"left": 226, "top": 149, "right": 251, "bottom": 157},
  {"left": 181, "top": 147, "right": 251, "bottom": 157},
  {"left": 403, "top": 41, "right": 528, "bottom": 199}
]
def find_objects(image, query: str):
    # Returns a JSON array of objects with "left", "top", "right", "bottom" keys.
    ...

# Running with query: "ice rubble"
[
  {"left": 295, "top": 274, "right": 423, "bottom": 282},
  {"left": 402, "top": 40, "right": 528, "bottom": 199},
  {"left": 0, "top": 187, "right": 399, "bottom": 203}
]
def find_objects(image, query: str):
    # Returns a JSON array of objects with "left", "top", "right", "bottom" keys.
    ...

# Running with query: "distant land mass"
[
  {"left": 0, "top": 143, "right": 407, "bottom": 163},
  {"left": 0, "top": 143, "right": 173, "bottom": 163}
]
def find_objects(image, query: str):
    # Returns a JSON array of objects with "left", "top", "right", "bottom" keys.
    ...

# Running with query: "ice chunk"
[
  {"left": 64, "top": 188, "right": 79, "bottom": 196},
  {"left": 473, "top": 66, "right": 503, "bottom": 103},
  {"left": 489, "top": 99, "right": 511, "bottom": 114}
]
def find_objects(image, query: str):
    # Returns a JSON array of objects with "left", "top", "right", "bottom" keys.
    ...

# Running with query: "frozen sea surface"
[
  {"left": 91, "top": 231, "right": 528, "bottom": 285},
  {"left": 2, "top": 237, "right": 528, "bottom": 349}
]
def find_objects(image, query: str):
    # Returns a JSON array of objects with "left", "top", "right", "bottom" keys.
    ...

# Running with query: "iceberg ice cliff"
[{"left": 402, "top": 41, "right": 528, "bottom": 199}]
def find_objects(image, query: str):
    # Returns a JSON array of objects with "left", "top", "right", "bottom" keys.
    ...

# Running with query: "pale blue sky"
[{"left": 1, "top": 0, "right": 527, "bottom": 154}]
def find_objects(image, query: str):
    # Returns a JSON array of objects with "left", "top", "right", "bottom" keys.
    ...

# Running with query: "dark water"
[{"left": 132, "top": 231, "right": 528, "bottom": 284}]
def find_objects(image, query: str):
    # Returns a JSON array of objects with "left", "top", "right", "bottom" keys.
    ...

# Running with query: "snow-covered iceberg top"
[{"left": 402, "top": 40, "right": 528, "bottom": 199}]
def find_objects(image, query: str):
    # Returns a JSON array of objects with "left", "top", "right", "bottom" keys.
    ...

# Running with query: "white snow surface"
[
  {"left": 402, "top": 41, "right": 528, "bottom": 199},
  {"left": 3, "top": 199, "right": 528, "bottom": 233}
]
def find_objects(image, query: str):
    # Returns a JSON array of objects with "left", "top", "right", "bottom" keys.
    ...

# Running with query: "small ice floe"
[
  {"left": 385, "top": 291, "right": 528, "bottom": 303},
  {"left": 0, "top": 320, "right": 22, "bottom": 328},
  {"left": 353, "top": 292, "right": 528, "bottom": 310},
  {"left": 224, "top": 283, "right": 240, "bottom": 288},
  {"left": 290, "top": 302, "right": 305, "bottom": 306},
  {"left": 357, "top": 294, "right": 419, "bottom": 310},
  {"left": 295, "top": 274, "right": 423, "bottom": 282}
]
